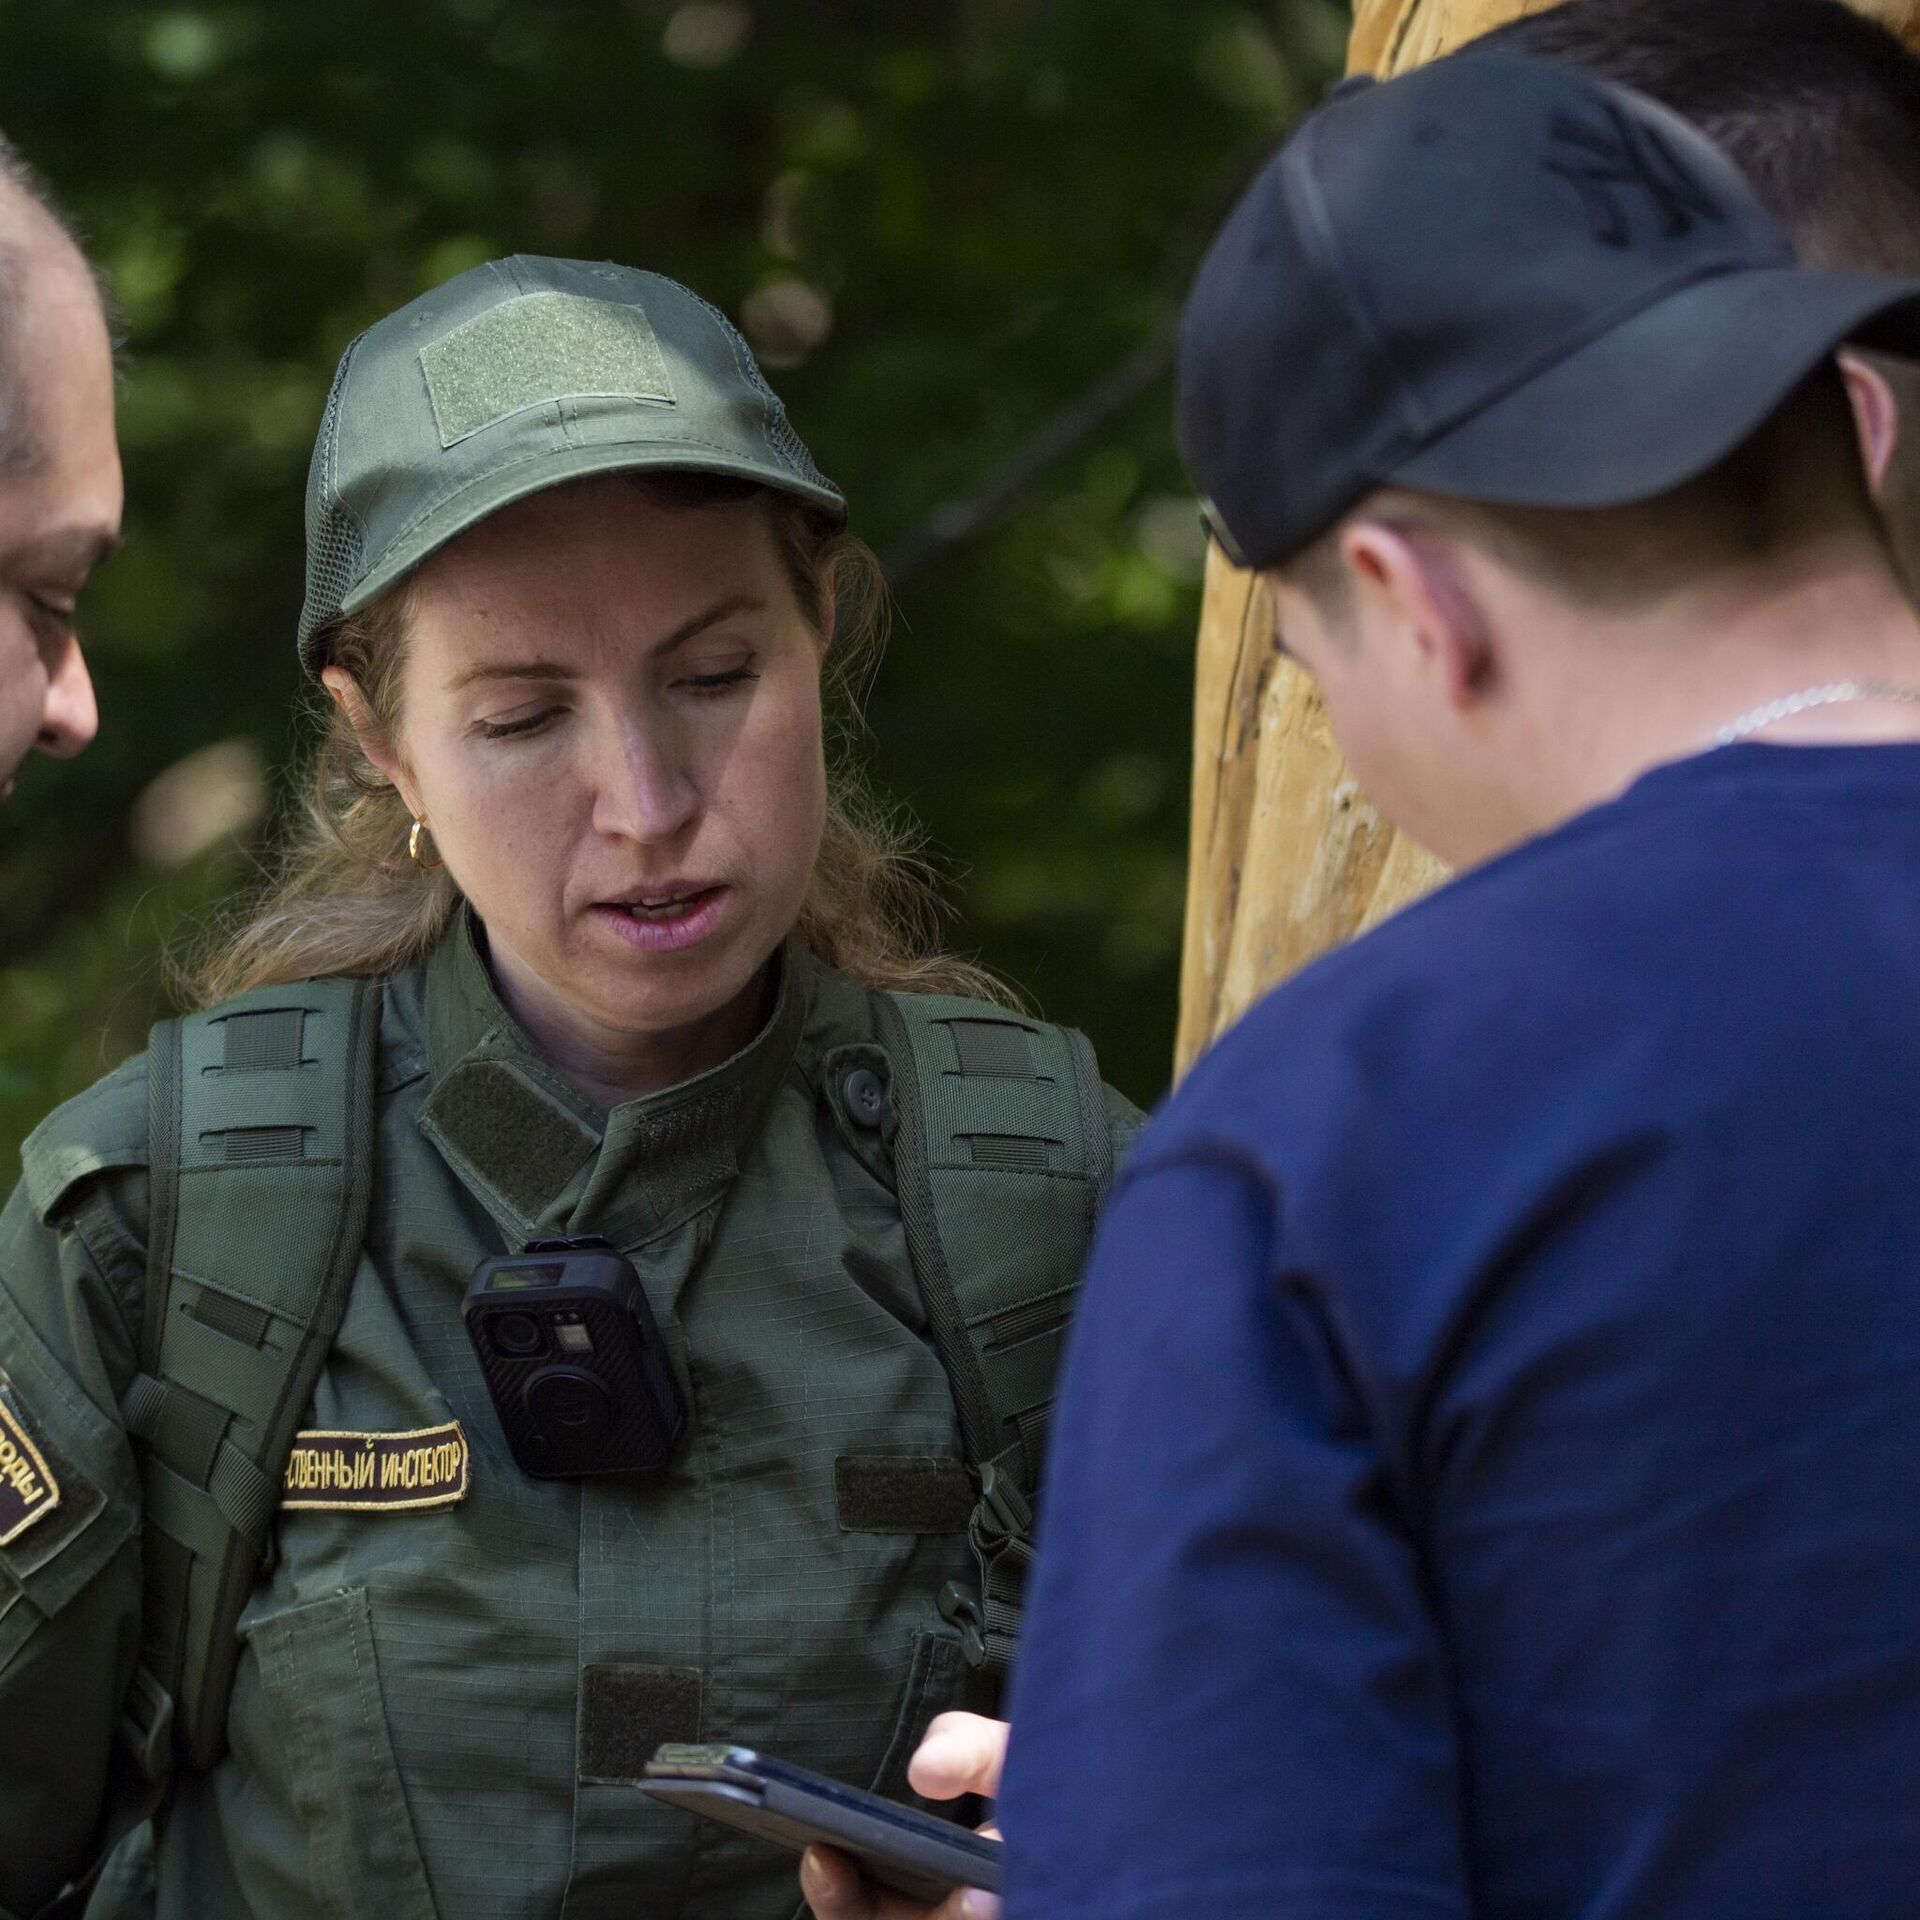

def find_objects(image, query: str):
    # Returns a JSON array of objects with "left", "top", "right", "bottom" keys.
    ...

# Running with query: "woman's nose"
[
  {"left": 592, "top": 721, "right": 700, "bottom": 844},
  {"left": 38, "top": 636, "right": 98, "bottom": 760}
]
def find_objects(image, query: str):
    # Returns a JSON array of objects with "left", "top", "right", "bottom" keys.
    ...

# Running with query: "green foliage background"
[{"left": 0, "top": 0, "right": 1345, "bottom": 1160}]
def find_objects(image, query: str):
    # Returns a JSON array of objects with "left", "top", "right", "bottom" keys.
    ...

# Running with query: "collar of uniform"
[{"left": 419, "top": 907, "right": 812, "bottom": 1249}]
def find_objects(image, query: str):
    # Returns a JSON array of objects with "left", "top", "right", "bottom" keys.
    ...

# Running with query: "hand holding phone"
[
  {"left": 642, "top": 1733, "right": 1002, "bottom": 1908},
  {"left": 800, "top": 1715, "right": 1008, "bottom": 1920}
]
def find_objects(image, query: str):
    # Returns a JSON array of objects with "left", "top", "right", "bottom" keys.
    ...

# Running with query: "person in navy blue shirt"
[
  {"left": 971, "top": 49, "right": 1920, "bottom": 1920},
  {"left": 799, "top": 29, "right": 1920, "bottom": 1920}
]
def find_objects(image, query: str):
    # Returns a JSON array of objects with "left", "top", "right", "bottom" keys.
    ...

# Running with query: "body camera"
[{"left": 462, "top": 1236, "right": 687, "bottom": 1478}]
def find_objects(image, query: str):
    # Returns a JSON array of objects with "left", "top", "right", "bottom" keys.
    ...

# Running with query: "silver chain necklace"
[{"left": 1709, "top": 679, "right": 1920, "bottom": 748}]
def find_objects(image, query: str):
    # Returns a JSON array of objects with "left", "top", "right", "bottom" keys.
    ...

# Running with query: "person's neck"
[
  {"left": 1523, "top": 542, "right": 1920, "bottom": 834},
  {"left": 487, "top": 943, "right": 775, "bottom": 1113}
]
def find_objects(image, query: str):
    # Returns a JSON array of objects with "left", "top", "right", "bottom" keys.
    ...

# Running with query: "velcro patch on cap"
[
  {"left": 282, "top": 1422, "right": 469, "bottom": 1512},
  {"left": 420, "top": 291, "right": 675, "bottom": 447},
  {"left": 0, "top": 1396, "right": 60, "bottom": 1546}
]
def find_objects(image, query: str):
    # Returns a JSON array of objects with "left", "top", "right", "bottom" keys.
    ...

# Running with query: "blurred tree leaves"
[{"left": 0, "top": 0, "right": 1343, "bottom": 1157}]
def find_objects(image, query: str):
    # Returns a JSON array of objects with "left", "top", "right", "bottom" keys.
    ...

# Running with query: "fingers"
[
  {"left": 799, "top": 1847, "right": 1000, "bottom": 1920},
  {"left": 906, "top": 1713, "right": 1009, "bottom": 1803},
  {"left": 800, "top": 1846, "right": 876, "bottom": 1920},
  {"left": 800, "top": 1720, "right": 1008, "bottom": 1920}
]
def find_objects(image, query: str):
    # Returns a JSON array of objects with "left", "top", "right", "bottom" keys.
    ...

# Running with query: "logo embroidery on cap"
[
  {"left": 0, "top": 1396, "right": 60, "bottom": 1547},
  {"left": 282, "top": 1421, "right": 470, "bottom": 1513},
  {"left": 1546, "top": 103, "right": 1722, "bottom": 248}
]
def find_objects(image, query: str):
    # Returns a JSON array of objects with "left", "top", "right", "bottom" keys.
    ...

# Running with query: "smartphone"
[{"left": 640, "top": 1743, "right": 1003, "bottom": 1904}]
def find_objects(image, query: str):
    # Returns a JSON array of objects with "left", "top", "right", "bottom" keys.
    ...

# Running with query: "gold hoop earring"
[{"left": 408, "top": 818, "right": 444, "bottom": 871}]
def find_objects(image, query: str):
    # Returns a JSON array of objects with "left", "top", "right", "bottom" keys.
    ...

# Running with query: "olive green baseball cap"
[{"left": 298, "top": 253, "right": 846, "bottom": 674}]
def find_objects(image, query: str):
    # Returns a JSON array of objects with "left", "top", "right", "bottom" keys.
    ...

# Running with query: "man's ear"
[
  {"left": 1841, "top": 349, "right": 1901, "bottom": 496},
  {"left": 1339, "top": 519, "right": 1494, "bottom": 712},
  {"left": 320, "top": 665, "right": 422, "bottom": 817}
]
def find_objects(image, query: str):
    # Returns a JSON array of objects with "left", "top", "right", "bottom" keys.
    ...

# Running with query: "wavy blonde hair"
[{"left": 196, "top": 474, "right": 1010, "bottom": 1009}]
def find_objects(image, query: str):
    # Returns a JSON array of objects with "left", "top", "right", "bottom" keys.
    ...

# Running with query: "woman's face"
[{"left": 372, "top": 479, "right": 828, "bottom": 1088}]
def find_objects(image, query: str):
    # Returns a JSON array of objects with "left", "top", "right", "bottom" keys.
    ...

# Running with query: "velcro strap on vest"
[
  {"left": 137, "top": 979, "right": 379, "bottom": 1773},
  {"left": 876, "top": 993, "right": 1112, "bottom": 1676},
  {"left": 208, "top": 1438, "right": 280, "bottom": 1538},
  {"left": 122, "top": 1371, "right": 230, "bottom": 1487}
]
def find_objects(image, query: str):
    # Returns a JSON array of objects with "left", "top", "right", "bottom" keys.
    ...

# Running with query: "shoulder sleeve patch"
[
  {"left": 20, "top": 1053, "right": 150, "bottom": 1223},
  {"left": 0, "top": 1393, "right": 61, "bottom": 1545}
]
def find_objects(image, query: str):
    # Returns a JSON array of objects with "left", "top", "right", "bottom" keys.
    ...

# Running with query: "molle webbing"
[
  {"left": 873, "top": 993, "right": 1112, "bottom": 1675},
  {"left": 130, "top": 980, "right": 379, "bottom": 1772}
]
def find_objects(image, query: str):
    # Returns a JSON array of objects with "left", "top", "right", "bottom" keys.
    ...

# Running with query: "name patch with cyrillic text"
[
  {"left": 0, "top": 1395, "right": 60, "bottom": 1546},
  {"left": 282, "top": 1422, "right": 470, "bottom": 1512}
]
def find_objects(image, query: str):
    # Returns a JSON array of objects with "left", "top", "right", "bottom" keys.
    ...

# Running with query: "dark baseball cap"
[
  {"left": 298, "top": 254, "right": 845, "bottom": 674},
  {"left": 1178, "top": 51, "right": 1920, "bottom": 572}
]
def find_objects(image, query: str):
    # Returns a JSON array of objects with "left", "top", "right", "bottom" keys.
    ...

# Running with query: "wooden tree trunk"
[{"left": 1174, "top": 0, "right": 1920, "bottom": 1073}]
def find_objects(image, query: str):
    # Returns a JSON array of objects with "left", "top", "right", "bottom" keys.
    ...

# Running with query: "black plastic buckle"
[
  {"left": 938, "top": 1579, "right": 987, "bottom": 1668},
  {"left": 938, "top": 1464, "right": 1038, "bottom": 1670},
  {"left": 119, "top": 1666, "right": 175, "bottom": 1786},
  {"left": 969, "top": 1462, "right": 1034, "bottom": 1565},
  {"left": 975, "top": 1459, "right": 1036, "bottom": 1551}
]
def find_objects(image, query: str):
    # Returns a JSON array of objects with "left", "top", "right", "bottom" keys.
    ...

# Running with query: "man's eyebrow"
[
  {"left": 446, "top": 594, "right": 767, "bottom": 692},
  {"left": 22, "top": 526, "right": 122, "bottom": 574}
]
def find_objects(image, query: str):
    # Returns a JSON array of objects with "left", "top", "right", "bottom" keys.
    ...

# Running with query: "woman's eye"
[
  {"left": 476, "top": 708, "right": 558, "bottom": 740},
  {"left": 683, "top": 665, "right": 759, "bottom": 695}
]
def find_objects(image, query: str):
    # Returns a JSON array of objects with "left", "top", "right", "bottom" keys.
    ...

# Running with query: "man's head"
[
  {"left": 0, "top": 138, "right": 120, "bottom": 800},
  {"left": 1271, "top": 368, "right": 1882, "bottom": 863},
  {"left": 1178, "top": 51, "right": 1920, "bottom": 866},
  {"left": 1474, "top": 0, "right": 1920, "bottom": 584}
]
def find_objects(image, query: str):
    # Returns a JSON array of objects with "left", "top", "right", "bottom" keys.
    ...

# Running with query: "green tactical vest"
[{"left": 6, "top": 919, "right": 1138, "bottom": 1920}]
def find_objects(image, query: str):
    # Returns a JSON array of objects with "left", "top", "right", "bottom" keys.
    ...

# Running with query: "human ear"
[
  {"left": 815, "top": 577, "right": 837, "bottom": 662},
  {"left": 1339, "top": 521, "right": 1494, "bottom": 712},
  {"left": 1841, "top": 350, "right": 1901, "bottom": 496},
  {"left": 320, "top": 664, "right": 423, "bottom": 817}
]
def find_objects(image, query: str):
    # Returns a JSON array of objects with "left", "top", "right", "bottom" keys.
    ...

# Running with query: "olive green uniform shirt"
[{"left": 0, "top": 924, "right": 1139, "bottom": 1919}]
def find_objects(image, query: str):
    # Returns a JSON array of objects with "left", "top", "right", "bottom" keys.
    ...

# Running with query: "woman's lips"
[{"left": 588, "top": 885, "right": 731, "bottom": 954}]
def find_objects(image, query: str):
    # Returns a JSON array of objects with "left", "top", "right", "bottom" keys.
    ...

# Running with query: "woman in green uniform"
[{"left": 0, "top": 255, "right": 1138, "bottom": 1920}]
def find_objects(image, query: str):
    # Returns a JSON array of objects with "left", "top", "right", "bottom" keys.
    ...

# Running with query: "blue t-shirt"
[{"left": 1001, "top": 744, "right": 1920, "bottom": 1920}]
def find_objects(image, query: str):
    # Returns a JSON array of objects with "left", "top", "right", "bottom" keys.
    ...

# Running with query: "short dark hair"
[
  {"left": 1288, "top": 365, "right": 1878, "bottom": 615},
  {"left": 1475, "top": 0, "right": 1920, "bottom": 272}
]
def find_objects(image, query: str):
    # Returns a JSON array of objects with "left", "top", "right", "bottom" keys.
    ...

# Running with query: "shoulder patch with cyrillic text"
[
  {"left": 282, "top": 1421, "right": 469, "bottom": 1512},
  {"left": 0, "top": 1394, "right": 61, "bottom": 1545}
]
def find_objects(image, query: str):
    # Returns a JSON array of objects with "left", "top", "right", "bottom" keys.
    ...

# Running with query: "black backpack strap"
[
  {"left": 124, "top": 978, "right": 379, "bottom": 1773},
  {"left": 872, "top": 991, "right": 1115, "bottom": 1678}
]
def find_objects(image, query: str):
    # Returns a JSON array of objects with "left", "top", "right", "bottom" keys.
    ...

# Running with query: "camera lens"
[{"left": 490, "top": 1311, "right": 545, "bottom": 1357}]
